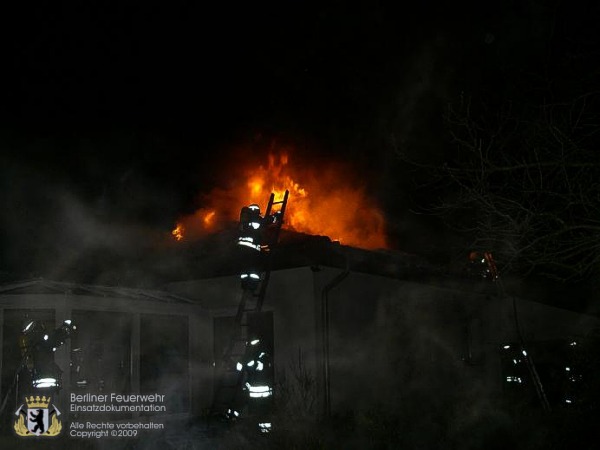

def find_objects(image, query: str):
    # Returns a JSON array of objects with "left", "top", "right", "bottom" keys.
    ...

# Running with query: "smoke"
[
  {"left": 0, "top": 141, "right": 185, "bottom": 286},
  {"left": 303, "top": 275, "right": 564, "bottom": 450}
]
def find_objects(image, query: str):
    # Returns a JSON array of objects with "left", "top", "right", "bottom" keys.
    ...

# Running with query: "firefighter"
[
  {"left": 238, "top": 204, "right": 263, "bottom": 250},
  {"left": 19, "top": 320, "right": 46, "bottom": 373},
  {"left": 237, "top": 204, "right": 265, "bottom": 291},
  {"left": 19, "top": 319, "right": 76, "bottom": 391},
  {"left": 242, "top": 335, "right": 274, "bottom": 433},
  {"left": 467, "top": 251, "right": 499, "bottom": 281}
]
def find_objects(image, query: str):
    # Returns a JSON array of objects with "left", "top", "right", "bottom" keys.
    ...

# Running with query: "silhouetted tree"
[{"left": 399, "top": 93, "right": 600, "bottom": 282}]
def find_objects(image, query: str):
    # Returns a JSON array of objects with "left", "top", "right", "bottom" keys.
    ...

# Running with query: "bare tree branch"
[{"left": 399, "top": 95, "right": 600, "bottom": 281}]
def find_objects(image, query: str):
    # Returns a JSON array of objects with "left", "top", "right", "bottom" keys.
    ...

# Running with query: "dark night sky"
[{"left": 0, "top": 1, "right": 599, "bottom": 288}]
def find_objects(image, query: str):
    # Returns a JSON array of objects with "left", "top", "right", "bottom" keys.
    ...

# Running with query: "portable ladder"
[{"left": 209, "top": 190, "right": 289, "bottom": 422}]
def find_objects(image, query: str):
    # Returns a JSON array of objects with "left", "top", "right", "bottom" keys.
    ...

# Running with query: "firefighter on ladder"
[
  {"left": 233, "top": 203, "right": 276, "bottom": 432},
  {"left": 242, "top": 334, "right": 274, "bottom": 433},
  {"left": 237, "top": 203, "right": 283, "bottom": 291},
  {"left": 237, "top": 204, "right": 265, "bottom": 291}
]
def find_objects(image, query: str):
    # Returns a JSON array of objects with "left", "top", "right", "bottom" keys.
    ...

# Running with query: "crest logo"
[{"left": 14, "top": 396, "right": 62, "bottom": 437}]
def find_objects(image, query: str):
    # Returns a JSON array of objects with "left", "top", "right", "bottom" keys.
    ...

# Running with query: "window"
[{"left": 140, "top": 314, "right": 189, "bottom": 414}]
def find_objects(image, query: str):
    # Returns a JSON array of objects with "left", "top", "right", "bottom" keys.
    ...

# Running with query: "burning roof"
[
  {"left": 171, "top": 150, "right": 387, "bottom": 250},
  {"left": 162, "top": 225, "right": 438, "bottom": 284},
  {"left": 0, "top": 148, "right": 440, "bottom": 288}
]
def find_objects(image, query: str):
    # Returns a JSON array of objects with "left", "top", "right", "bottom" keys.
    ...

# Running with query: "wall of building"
[
  {"left": 313, "top": 267, "right": 600, "bottom": 425},
  {"left": 166, "top": 266, "right": 600, "bottom": 424}
]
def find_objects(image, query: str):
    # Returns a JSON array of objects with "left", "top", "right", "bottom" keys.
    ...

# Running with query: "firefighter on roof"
[{"left": 467, "top": 251, "right": 499, "bottom": 281}]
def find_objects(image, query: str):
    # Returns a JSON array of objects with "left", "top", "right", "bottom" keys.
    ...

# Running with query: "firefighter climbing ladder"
[{"left": 209, "top": 190, "right": 289, "bottom": 423}]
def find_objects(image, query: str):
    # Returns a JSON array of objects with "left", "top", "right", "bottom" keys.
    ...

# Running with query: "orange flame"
[
  {"left": 203, "top": 210, "right": 216, "bottom": 226},
  {"left": 172, "top": 149, "right": 387, "bottom": 249},
  {"left": 171, "top": 223, "right": 184, "bottom": 241}
]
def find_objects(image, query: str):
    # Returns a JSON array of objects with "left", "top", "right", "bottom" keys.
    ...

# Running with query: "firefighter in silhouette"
[
  {"left": 18, "top": 320, "right": 46, "bottom": 393},
  {"left": 19, "top": 320, "right": 46, "bottom": 369},
  {"left": 18, "top": 319, "right": 75, "bottom": 392},
  {"left": 237, "top": 204, "right": 265, "bottom": 291},
  {"left": 242, "top": 333, "right": 274, "bottom": 433},
  {"left": 238, "top": 204, "right": 264, "bottom": 249},
  {"left": 467, "top": 251, "right": 499, "bottom": 281},
  {"left": 30, "top": 409, "right": 45, "bottom": 434}
]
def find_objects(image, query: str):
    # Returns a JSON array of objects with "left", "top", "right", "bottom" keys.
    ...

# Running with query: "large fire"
[{"left": 172, "top": 151, "right": 387, "bottom": 249}]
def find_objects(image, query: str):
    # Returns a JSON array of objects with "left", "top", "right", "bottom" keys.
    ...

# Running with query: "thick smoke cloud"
[{"left": 0, "top": 137, "right": 189, "bottom": 286}]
